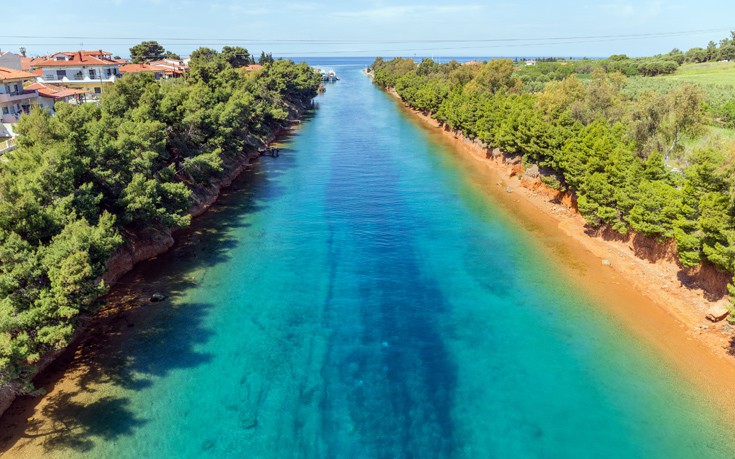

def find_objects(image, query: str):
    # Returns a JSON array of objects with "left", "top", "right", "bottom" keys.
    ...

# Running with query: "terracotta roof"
[
  {"left": 31, "top": 69, "right": 43, "bottom": 76},
  {"left": 25, "top": 82, "right": 85, "bottom": 99},
  {"left": 244, "top": 64, "right": 264, "bottom": 71},
  {"left": 148, "top": 60, "right": 187, "bottom": 70},
  {"left": 80, "top": 50, "right": 112, "bottom": 55},
  {"left": 35, "top": 51, "right": 119, "bottom": 67},
  {"left": 23, "top": 57, "right": 48, "bottom": 70},
  {"left": 119, "top": 63, "right": 165, "bottom": 74},
  {"left": 119, "top": 63, "right": 185, "bottom": 77},
  {"left": 0, "top": 66, "right": 36, "bottom": 81}
]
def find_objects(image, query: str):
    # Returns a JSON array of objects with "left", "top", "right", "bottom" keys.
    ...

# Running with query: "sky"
[{"left": 1, "top": 0, "right": 734, "bottom": 59}]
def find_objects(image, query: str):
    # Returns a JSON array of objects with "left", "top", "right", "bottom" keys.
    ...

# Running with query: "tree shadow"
[
  {"left": 0, "top": 295, "right": 217, "bottom": 455},
  {"left": 0, "top": 120, "right": 314, "bottom": 456},
  {"left": 22, "top": 393, "right": 146, "bottom": 453}
]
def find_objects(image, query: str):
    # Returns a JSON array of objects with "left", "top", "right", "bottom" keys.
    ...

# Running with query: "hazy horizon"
[{"left": 1, "top": 0, "right": 733, "bottom": 59}]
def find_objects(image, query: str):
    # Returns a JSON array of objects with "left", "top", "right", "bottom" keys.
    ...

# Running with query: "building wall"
[
  {"left": 0, "top": 77, "right": 40, "bottom": 122},
  {"left": 41, "top": 65, "right": 119, "bottom": 82},
  {"left": 0, "top": 53, "right": 21, "bottom": 70},
  {"left": 0, "top": 79, "right": 23, "bottom": 95},
  {"left": 0, "top": 97, "right": 37, "bottom": 122}
]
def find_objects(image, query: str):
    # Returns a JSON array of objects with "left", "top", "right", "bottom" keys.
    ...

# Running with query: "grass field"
[
  {"left": 662, "top": 61, "right": 735, "bottom": 86},
  {"left": 681, "top": 125, "right": 735, "bottom": 150}
]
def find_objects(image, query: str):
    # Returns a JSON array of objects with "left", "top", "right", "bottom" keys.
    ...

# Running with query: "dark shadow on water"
[
  {"left": 317, "top": 136, "right": 458, "bottom": 456},
  {"left": 0, "top": 295, "right": 217, "bottom": 455},
  {"left": 19, "top": 394, "right": 146, "bottom": 453}
]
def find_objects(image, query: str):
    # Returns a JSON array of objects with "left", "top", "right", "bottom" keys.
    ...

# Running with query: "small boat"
[{"left": 317, "top": 68, "right": 339, "bottom": 82}]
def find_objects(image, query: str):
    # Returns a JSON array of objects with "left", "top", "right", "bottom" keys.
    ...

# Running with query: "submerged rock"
[{"left": 150, "top": 293, "right": 167, "bottom": 303}]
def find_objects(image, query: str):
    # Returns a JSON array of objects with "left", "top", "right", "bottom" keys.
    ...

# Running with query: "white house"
[
  {"left": 34, "top": 50, "right": 122, "bottom": 100},
  {"left": 25, "top": 82, "right": 85, "bottom": 111},
  {"left": 0, "top": 66, "right": 39, "bottom": 123}
]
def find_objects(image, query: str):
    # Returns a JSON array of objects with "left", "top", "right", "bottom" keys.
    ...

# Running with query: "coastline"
[
  {"left": 384, "top": 88, "right": 735, "bottom": 414},
  {"left": 0, "top": 115, "right": 304, "bottom": 419}
]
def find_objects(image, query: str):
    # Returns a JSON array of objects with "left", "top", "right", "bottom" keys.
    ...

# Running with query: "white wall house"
[
  {"left": 34, "top": 50, "right": 121, "bottom": 100},
  {"left": 0, "top": 66, "right": 39, "bottom": 124}
]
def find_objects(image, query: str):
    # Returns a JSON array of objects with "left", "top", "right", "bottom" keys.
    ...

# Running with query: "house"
[
  {"left": 25, "top": 82, "right": 85, "bottom": 111},
  {"left": 21, "top": 56, "right": 47, "bottom": 72},
  {"left": 119, "top": 63, "right": 167, "bottom": 79},
  {"left": 0, "top": 66, "right": 39, "bottom": 123},
  {"left": 0, "top": 52, "right": 22, "bottom": 70},
  {"left": 525, "top": 59, "right": 537, "bottom": 66},
  {"left": 34, "top": 50, "right": 121, "bottom": 100},
  {"left": 244, "top": 64, "right": 264, "bottom": 72},
  {"left": 119, "top": 61, "right": 187, "bottom": 79},
  {"left": 147, "top": 58, "right": 188, "bottom": 77}
]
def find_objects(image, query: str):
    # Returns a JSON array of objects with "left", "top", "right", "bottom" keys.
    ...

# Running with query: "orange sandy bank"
[{"left": 387, "top": 88, "right": 735, "bottom": 416}]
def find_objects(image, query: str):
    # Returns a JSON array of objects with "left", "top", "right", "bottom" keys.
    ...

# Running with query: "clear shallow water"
[{"left": 34, "top": 62, "right": 735, "bottom": 458}]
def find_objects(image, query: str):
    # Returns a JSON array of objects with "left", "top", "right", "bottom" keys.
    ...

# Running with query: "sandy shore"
[{"left": 388, "top": 90, "right": 735, "bottom": 416}]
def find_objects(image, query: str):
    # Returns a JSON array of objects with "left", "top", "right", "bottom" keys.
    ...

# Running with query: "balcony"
[
  {"left": 1, "top": 113, "right": 20, "bottom": 123},
  {"left": 40, "top": 74, "right": 118, "bottom": 84},
  {"left": 0, "top": 90, "right": 38, "bottom": 103},
  {"left": 0, "top": 137, "right": 17, "bottom": 155}
]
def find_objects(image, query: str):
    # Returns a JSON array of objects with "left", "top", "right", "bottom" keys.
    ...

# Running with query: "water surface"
[{"left": 8, "top": 61, "right": 735, "bottom": 458}]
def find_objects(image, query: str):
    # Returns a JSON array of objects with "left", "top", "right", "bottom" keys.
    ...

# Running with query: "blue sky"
[{"left": 2, "top": 0, "right": 734, "bottom": 58}]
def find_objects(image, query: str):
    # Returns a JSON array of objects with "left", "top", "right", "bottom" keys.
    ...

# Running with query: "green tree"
[
  {"left": 129, "top": 40, "right": 166, "bottom": 63},
  {"left": 221, "top": 46, "right": 252, "bottom": 68},
  {"left": 258, "top": 52, "right": 275, "bottom": 65}
]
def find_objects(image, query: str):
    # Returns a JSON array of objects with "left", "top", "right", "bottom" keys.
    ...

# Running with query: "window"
[
  {"left": 89, "top": 69, "right": 96, "bottom": 79},
  {"left": 56, "top": 70, "right": 66, "bottom": 78},
  {"left": 94, "top": 87, "right": 101, "bottom": 94},
  {"left": 2, "top": 107, "right": 8, "bottom": 115},
  {"left": 55, "top": 56, "right": 65, "bottom": 61}
]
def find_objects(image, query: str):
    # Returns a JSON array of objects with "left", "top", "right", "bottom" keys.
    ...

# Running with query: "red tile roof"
[
  {"left": 23, "top": 57, "right": 48, "bottom": 70},
  {"left": 120, "top": 63, "right": 185, "bottom": 77},
  {"left": 119, "top": 63, "right": 165, "bottom": 74},
  {"left": 244, "top": 64, "right": 264, "bottom": 72},
  {"left": 25, "top": 82, "right": 85, "bottom": 99},
  {"left": 35, "top": 50, "right": 119, "bottom": 67},
  {"left": 0, "top": 66, "right": 36, "bottom": 81}
]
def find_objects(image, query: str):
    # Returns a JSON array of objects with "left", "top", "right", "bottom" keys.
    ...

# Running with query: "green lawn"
[{"left": 662, "top": 61, "right": 735, "bottom": 86}]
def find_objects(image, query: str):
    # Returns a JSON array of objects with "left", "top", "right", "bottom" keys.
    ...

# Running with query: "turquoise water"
[{"left": 29, "top": 63, "right": 735, "bottom": 458}]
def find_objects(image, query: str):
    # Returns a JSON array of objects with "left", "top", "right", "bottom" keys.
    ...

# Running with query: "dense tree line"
[
  {"left": 509, "top": 32, "right": 735, "bottom": 91},
  {"left": 371, "top": 56, "right": 735, "bottom": 306},
  {"left": 0, "top": 49, "right": 321, "bottom": 393},
  {"left": 683, "top": 32, "right": 735, "bottom": 63}
]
